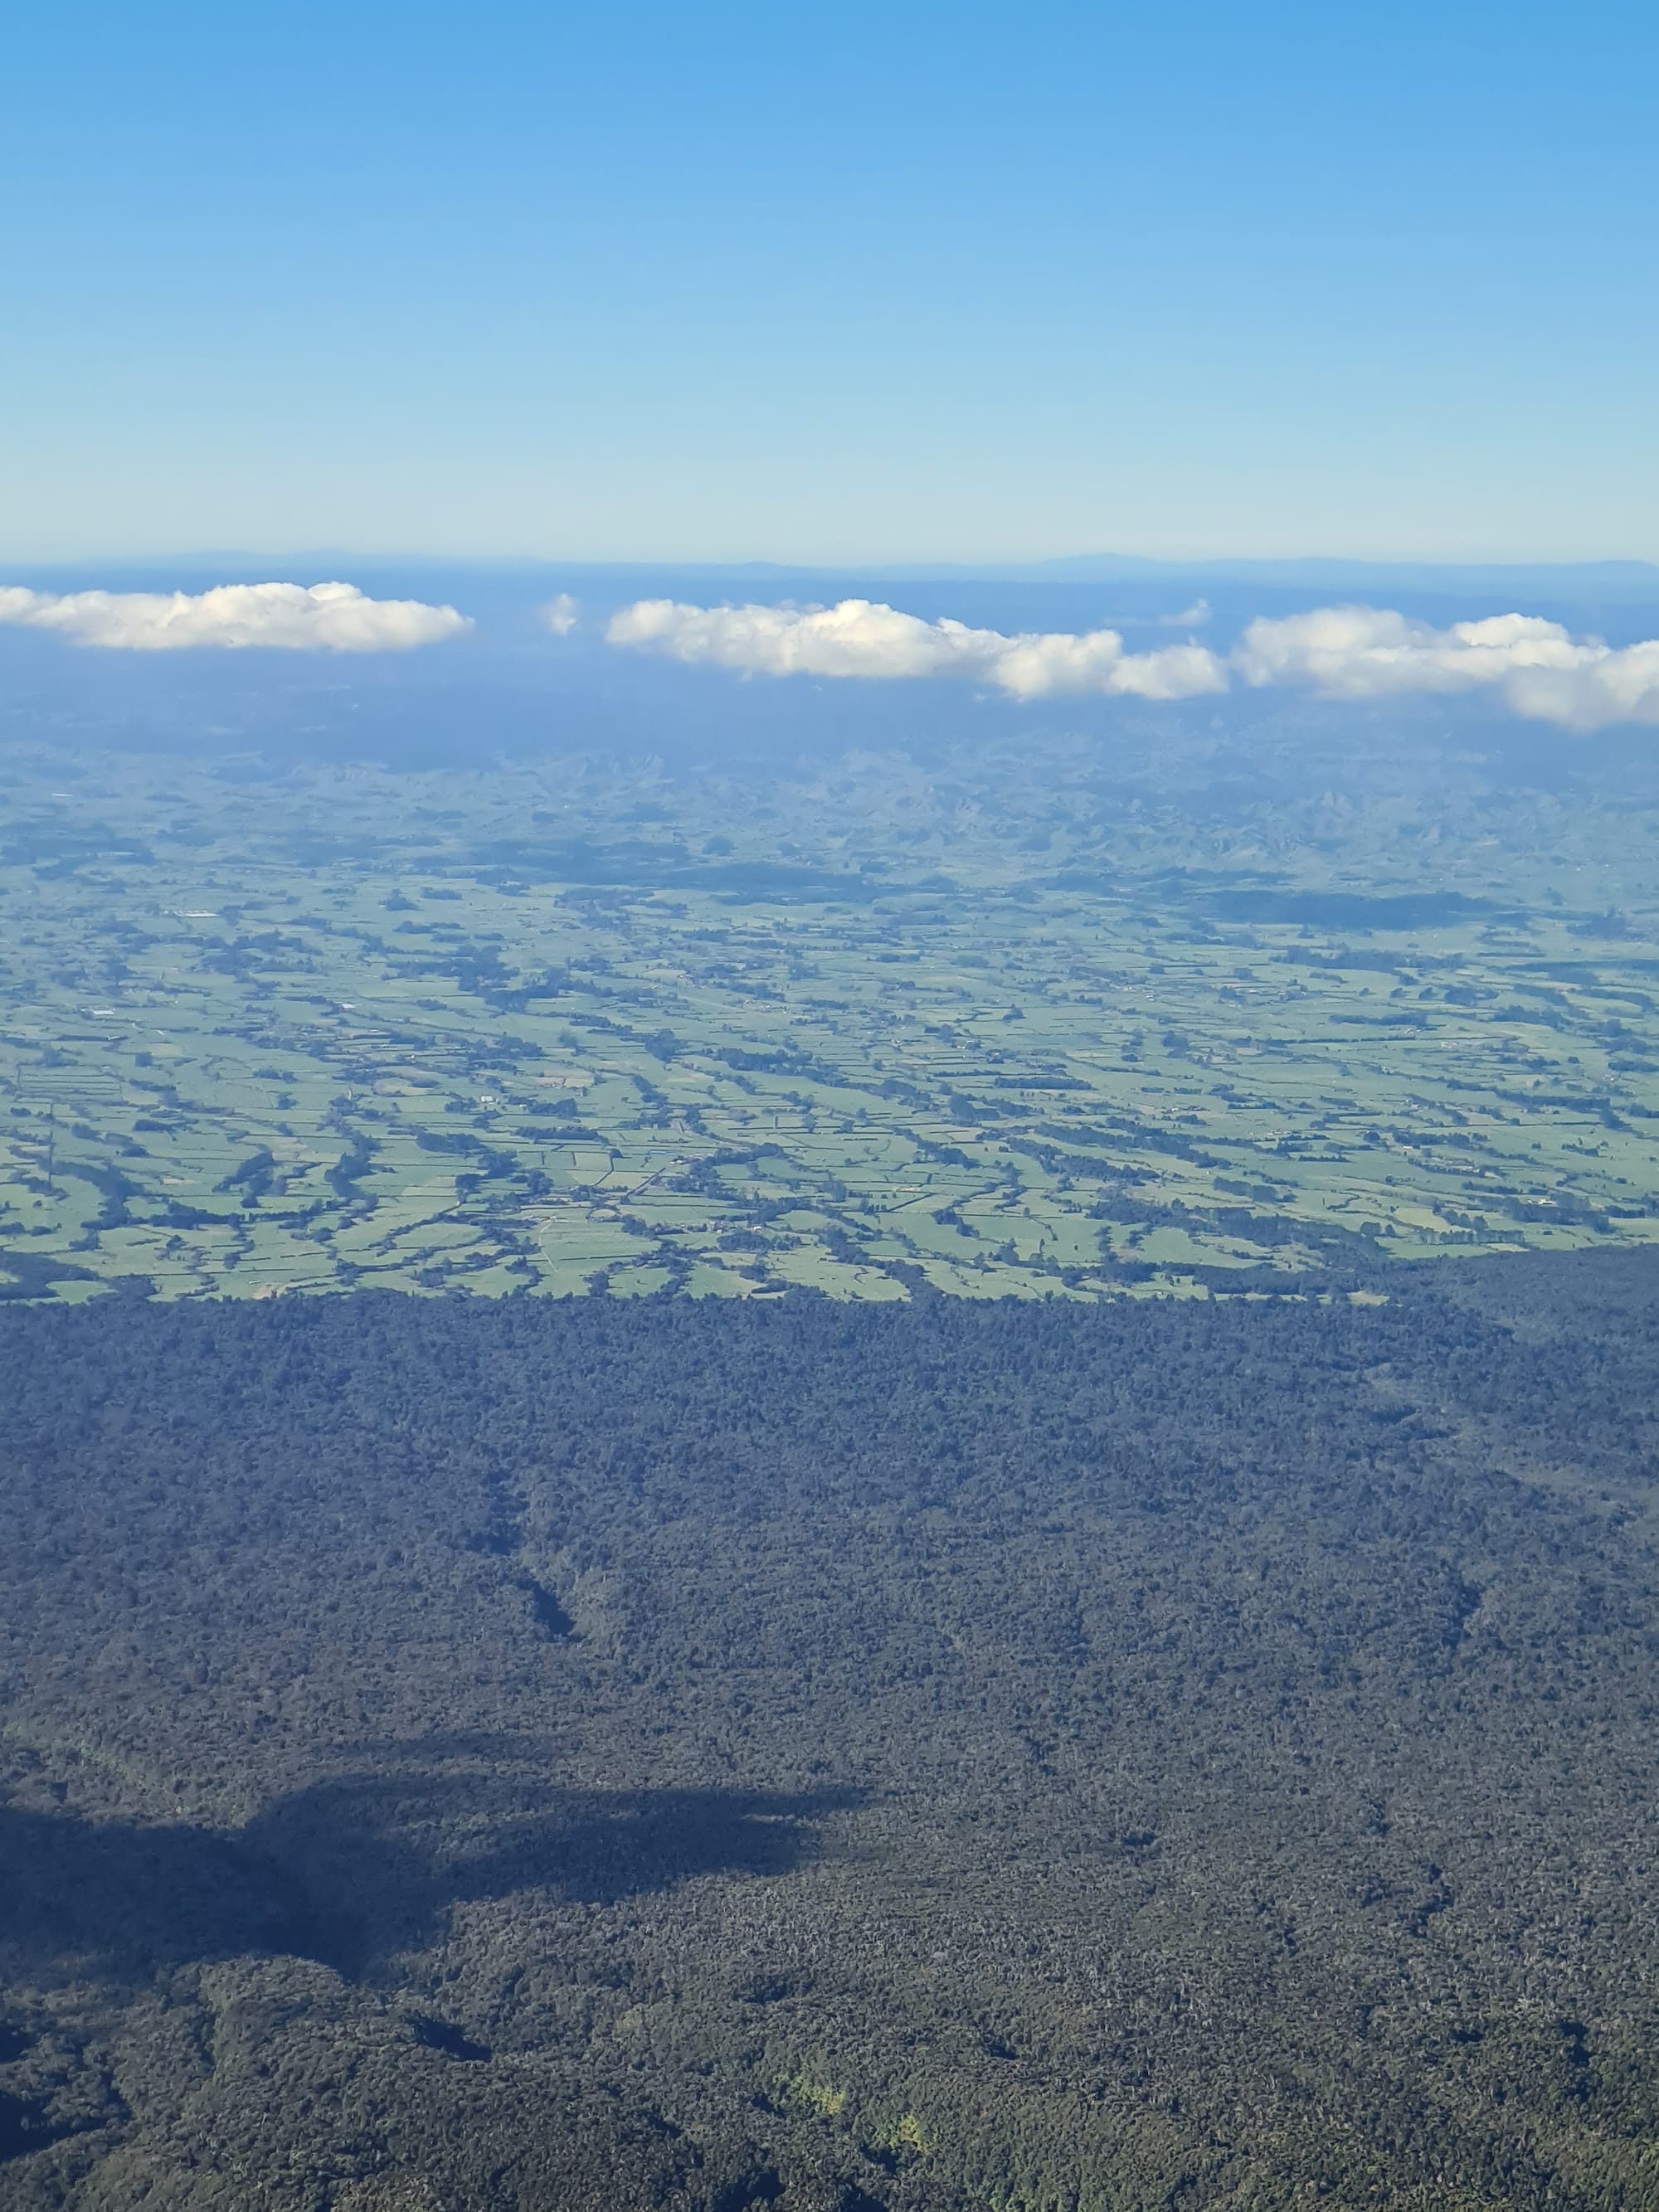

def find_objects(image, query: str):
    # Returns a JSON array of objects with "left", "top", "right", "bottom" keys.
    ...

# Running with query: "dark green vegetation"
[
  {"left": 4, "top": 1259, "right": 1659, "bottom": 2208},
  {"left": 6, "top": 719, "right": 1659, "bottom": 1304}
]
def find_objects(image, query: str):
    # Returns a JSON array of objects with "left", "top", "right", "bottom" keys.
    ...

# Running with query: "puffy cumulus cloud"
[
  {"left": 605, "top": 596, "right": 1228, "bottom": 700},
  {"left": 1234, "top": 607, "right": 1579, "bottom": 698},
  {"left": 603, "top": 592, "right": 1659, "bottom": 732},
  {"left": 542, "top": 592, "right": 580, "bottom": 635},
  {"left": 1234, "top": 605, "right": 1659, "bottom": 731},
  {"left": 991, "top": 631, "right": 1226, "bottom": 700},
  {"left": 1503, "top": 641, "right": 1659, "bottom": 731},
  {"left": 607, "top": 596, "right": 993, "bottom": 680},
  {"left": 0, "top": 581, "right": 470, "bottom": 652}
]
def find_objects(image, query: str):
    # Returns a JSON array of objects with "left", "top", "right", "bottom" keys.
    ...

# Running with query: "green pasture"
[{"left": 4, "top": 738, "right": 1659, "bottom": 1301}]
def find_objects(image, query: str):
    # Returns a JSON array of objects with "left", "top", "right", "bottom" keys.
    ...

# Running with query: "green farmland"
[{"left": 6, "top": 729, "right": 1659, "bottom": 1303}]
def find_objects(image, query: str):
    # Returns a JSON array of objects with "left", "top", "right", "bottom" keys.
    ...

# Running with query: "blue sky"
[{"left": 4, "top": 1, "right": 1655, "bottom": 564}]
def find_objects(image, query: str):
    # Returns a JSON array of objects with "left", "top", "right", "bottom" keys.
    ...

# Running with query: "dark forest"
[{"left": 3, "top": 1258, "right": 1659, "bottom": 2208}]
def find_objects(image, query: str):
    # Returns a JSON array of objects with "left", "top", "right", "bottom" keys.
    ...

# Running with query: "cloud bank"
[
  {"left": 1235, "top": 607, "right": 1659, "bottom": 731},
  {"left": 607, "top": 595, "right": 1659, "bottom": 731},
  {"left": 0, "top": 581, "right": 471, "bottom": 652},
  {"left": 606, "top": 597, "right": 1228, "bottom": 701}
]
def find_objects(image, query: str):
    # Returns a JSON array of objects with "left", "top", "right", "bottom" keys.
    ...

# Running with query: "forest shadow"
[{"left": 0, "top": 1762, "right": 862, "bottom": 1984}]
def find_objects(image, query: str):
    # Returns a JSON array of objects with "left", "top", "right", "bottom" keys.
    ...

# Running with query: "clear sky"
[{"left": 4, "top": 1, "right": 1655, "bottom": 565}]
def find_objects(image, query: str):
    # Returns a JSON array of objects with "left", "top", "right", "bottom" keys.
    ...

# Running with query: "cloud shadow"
[{"left": 0, "top": 1752, "right": 861, "bottom": 1984}]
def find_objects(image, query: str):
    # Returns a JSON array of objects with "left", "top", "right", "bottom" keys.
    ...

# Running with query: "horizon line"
[{"left": 3, "top": 549, "right": 1659, "bottom": 580}]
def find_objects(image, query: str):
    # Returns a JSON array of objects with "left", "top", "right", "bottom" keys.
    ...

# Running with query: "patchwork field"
[{"left": 6, "top": 727, "right": 1659, "bottom": 1302}]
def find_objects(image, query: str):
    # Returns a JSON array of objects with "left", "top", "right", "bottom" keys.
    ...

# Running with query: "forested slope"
[{"left": 2, "top": 1262, "right": 1659, "bottom": 2209}]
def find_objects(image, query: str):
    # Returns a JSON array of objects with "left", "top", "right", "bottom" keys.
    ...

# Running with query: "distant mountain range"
[
  {"left": 818, "top": 554, "right": 1659, "bottom": 598},
  {"left": 12, "top": 551, "right": 1659, "bottom": 605}
]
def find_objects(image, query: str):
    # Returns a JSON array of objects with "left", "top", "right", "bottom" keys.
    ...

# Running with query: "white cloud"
[
  {"left": 607, "top": 596, "right": 991, "bottom": 680},
  {"left": 1234, "top": 605, "right": 1659, "bottom": 731},
  {"left": 14, "top": 575, "right": 1642, "bottom": 729},
  {"left": 0, "top": 581, "right": 471, "bottom": 652},
  {"left": 605, "top": 596, "right": 1228, "bottom": 700},
  {"left": 606, "top": 595, "right": 1659, "bottom": 732}
]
